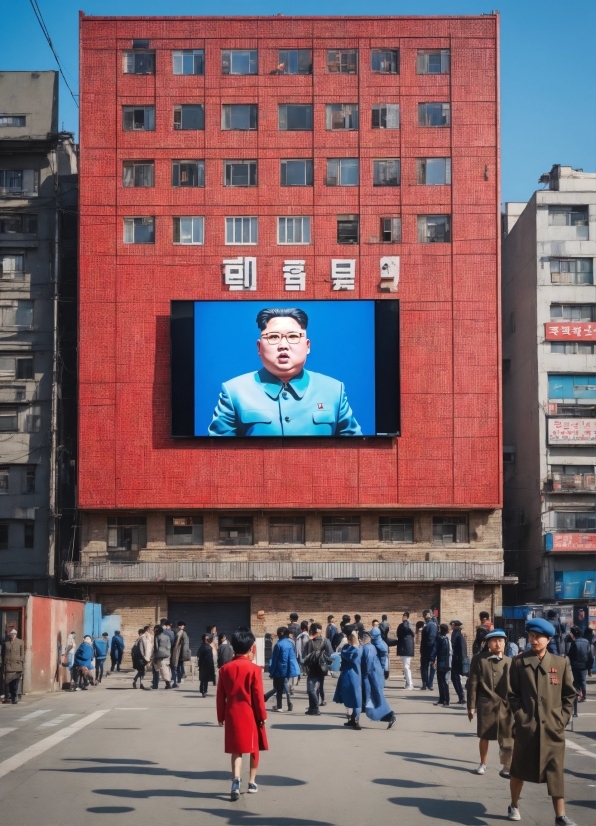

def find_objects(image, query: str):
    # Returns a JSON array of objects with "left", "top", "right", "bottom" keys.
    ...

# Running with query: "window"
[
  {"left": 555, "top": 511, "right": 596, "bottom": 531},
  {"left": 166, "top": 515, "right": 203, "bottom": 546},
  {"left": 277, "top": 50, "right": 312, "bottom": 75},
  {"left": 373, "top": 159, "right": 400, "bottom": 186},
  {"left": 0, "top": 467, "right": 8, "bottom": 493},
  {"left": 326, "top": 104, "right": 358, "bottom": 130},
  {"left": 551, "top": 342, "right": 595, "bottom": 355},
  {"left": 225, "top": 217, "right": 258, "bottom": 245},
  {"left": 379, "top": 516, "right": 413, "bottom": 542},
  {"left": 371, "top": 104, "right": 400, "bottom": 130},
  {"left": 0, "top": 301, "right": 33, "bottom": 329},
  {"left": 337, "top": 216, "right": 359, "bottom": 244},
  {"left": 418, "top": 215, "right": 451, "bottom": 243},
  {"left": 0, "top": 214, "right": 37, "bottom": 233},
  {"left": 371, "top": 49, "right": 399, "bottom": 73},
  {"left": 122, "top": 106, "right": 155, "bottom": 131},
  {"left": 25, "top": 406, "right": 41, "bottom": 433},
  {"left": 418, "top": 103, "right": 451, "bottom": 127},
  {"left": 173, "top": 217, "right": 204, "bottom": 245},
  {"left": 550, "top": 465, "right": 594, "bottom": 475},
  {"left": 0, "top": 254, "right": 25, "bottom": 279},
  {"left": 224, "top": 160, "right": 257, "bottom": 187},
  {"left": 278, "top": 104, "right": 312, "bottom": 131},
  {"left": 24, "top": 521, "right": 34, "bottom": 549},
  {"left": 417, "top": 158, "right": 451, "bottom": 185},
  {"left": 548, "top": 374, "right": 596, "bottom": 400},
  {"left": 327, "top": 49, "right": 358, "bottom": 74},
  {"left": 432, "top": 516, "right": 468, "bottom": 544},
  {"left": 25, "top": 467, "right": 35, "bottom": 493},
  {"left": 0, "top": 116, "right": 26, "bottom": 127},
  {"left": 548, "top": 206, "right": 589, "bottom": 227},
  {"left": 122, "top": 161, "right": 154, "bottom": 187},
  {"left": 503, "top": 446, "right": 515, "bottom": 464},
  {"left": 221, "top": 104, "right": 258, "bottom": 131},
  {"left": 219, "top": 516, "right": 253, "bottom": 545},
  {"left": 14, "top": 357, "right": 33, "bottom": 379},
  {"left": 269, "top": 516, "right": 305, "bottom": 544},
  {"left": 172, "top": 161, "right": 205, "bottom": 187},
  {"left": 132, "top": 39, "right": 150, "bottom": 50},
  {"left": 0, "top": 523, "right": 7, "bottom": 549},
  {"left": 122, "top": 51, "right": 155, "bottom": 74},
  {"left": 107, "top": 516, "right": 147, "bottom": 553},
  {"left": 173, "top": 104, "right": 205, "bottom": 131},
  {"left": 417, "top": 49, "right": 450, "bottom": 74},
  {"left": 0, "top": 169, "right": 39, "bottom": 197},
  {"left": 0, "top": 407, "right": 18, "bottom": 432},
  {"left": 550, "top": 259, "right": 593, "bottom": 285},
  {"left": 278, "top": 217, "right": 311, "bottom": 244},
  {"left": 172, "top": 49, "right": 204, "bottom": 75},
  {"left": 322, "top": 515, "right": 360, "bottom": 543},
  {"left": 327, "top": 159, "right": 359, "bottom": 186},
  {"left": 123, "top": 217, "right": 155, "bottom": 244},
  {"left": 222, "top": 50, "right": 257, "bottom": 75},
  {"left": 280, "top": 160, "right": 313, "bottom": 186},
  {"left": 550, "top": 304, "right": 595, "bottom": 321},
  {"left": 380, "top": 218, "right": 401, "bottom": 243}
]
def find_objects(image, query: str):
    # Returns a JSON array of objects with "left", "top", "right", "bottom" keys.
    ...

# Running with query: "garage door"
[{"left": 168, "top": 601, "right": 250, "bottom": 654}]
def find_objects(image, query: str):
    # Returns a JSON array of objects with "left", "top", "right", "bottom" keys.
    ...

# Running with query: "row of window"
[
  {"left": 0, "top": 301, "right": 33, "bottom": 329},
  {"left": 550, "top": 304, "right": 595, "bottom": 322},
  {"left": 123, "top": 102, "right": 450, "bottom": 131},
  {"left": 0, "top": 405, "right": 42, "bottom": 433},
  {"left": 549, "top": 258, "right": 593, "bottom": 285},
  {"left": 123, "top": 45, "right": 451, "bottom": 76},
  {"left": 548, "top": 375, "right": 596, "bottom": 401},
  {"left": 123, "top": 157, "right": 452, "bottom": 188},
  {"left": 123, "top": 214, "right": 451, "bottom": 245},
  {"left": 107, "top": 513, "right": 469, "bottom": 552},
  {"left": 553, "top": 511, "right": 596, "bottom": 531},
  {"left": 551, "top": 342, "right": 595, "bottom": 355},
  {"left": 0, "top": 521, "right": 35, "bottom": 551},
  {"left": 0, "top": 465, "right": 36, "bottom": 495},
  {"left": 0, "top": 356, "right": 34, "bottom": 379}
]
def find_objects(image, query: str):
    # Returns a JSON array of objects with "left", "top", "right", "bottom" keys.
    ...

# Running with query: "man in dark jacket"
[
  {"left": 73, "top": 635, "right": 95, "bottom": 690},
  {"left": 472, "top": 612, "right": 492, "bottom": 655},
  {"left": 152, "top": 624, "right": 172, "bottom": 690},
  {"left": 1, "top": 628, "right": 24, "bottom": 703},
  {"left": 110, "top": 630, "right": 125, "bottom": 672},
  {"left": 449, "top": 620, "right": 469, "bottom": 704},
  {"left": 303, "top": 622, "right": 333, "bottom": 715},
  {"left": 217, "top": 633, "right": 234, "bottom": 668},
  {"left": 171, "top": 621, "right": 191, "bottom": 687},
  {"left": 93, "top": 632, "right": 109, "bottom": 683},
  {"left": 568, "top": 625, "right": 592, "bottom": 702},
  {"left": 325, "top": 615, "right": 338, "bottom": 644},
  {"left": 546, "top": 610, "right": 566, "bottom": 656},
  {"left": 397, "top": 612, "right": 415, "bottom": 689},
  {"left": 378, "top": 614, "right": 390, "bottom": 642},
  {"left": 420, "top": 610, "right": 438, "bottom": 690},
  {"left": 352, "top": 614, "right": 365, "bottom": 640},
  {"left": 197, "top": 633, "right": 216, "bottom": 697},
  {"left": 432, "top": 624, "right": 452, "bottom": 707}
]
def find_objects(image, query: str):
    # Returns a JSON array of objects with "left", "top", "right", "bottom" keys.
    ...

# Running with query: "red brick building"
[{"left": 73, "top": 14, "right": 509, "bottom": 654}]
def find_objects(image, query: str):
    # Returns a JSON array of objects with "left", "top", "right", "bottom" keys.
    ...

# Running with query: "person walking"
[
  {"left": 361, "top": 629, "right": 396, "bottom": 728},
  {"left": 198, "top": 634, "right": 216, "bottom": 697},
  {"left": 73, "top": 635, "right": 95, "bottom": 690},
  {"left": 378, "top": 614, "right": 390, "bottom": 643},
  {"left": 218, "top": 633, "right": 235, "bottom": 668},
  {"left": 265, "top": 627, "right": 299, "bottom": 712},
  {"left": 64, "top": 630, "right": 77, "bottom": 684},
  {"left": 333, "top": 630, "right": 363, "bottom": 730},
  {"left": 131, "top": 628, "right": 149, "bottom": 689},
  {"left": 473, "top": 612, "right": 493, "bottom": 655},
  {"left": 294, "top": 621, "right": 310, "bottom": 679},
  {"left": 217, "top": 627, "right": 268, "bottom": 801},
  {"left": 326, "top": 615, "right": 338, "bottom": 645},
  {"left": 171, "top": 621, "right": 191, "bottom": 688},
  {"left": 152, "top": 624, "right": 172, "bottom": 690},
  {"left": 110, "top": 630, "right": 125, "bottom": 672},
  {"left": 303, "top": 622, "right": 333, "bottom": 715},
  {"left": 420, "top": 609, "right": 438, "bottom": 691},
  {"left": 352, "top": 614, "right": 365, "bottom": 640},
  {"left": 1, "top": 628, "right": 24, "bottom": 704},
  {"left": 568, "top": 625, "right": 592, "bottom": 704},
  {"left": 545, "top": 610, "right": 567, "bottom": 656},
  {"left": 467, "top": 628, "right": 513, "bottom": 777},
  {"left": 397, "top": 612, "right": 415, "bottom": 690},
  {"left": 507, "top": 618, "right": 576, "bottom": 825},
  {"left": 450, "top": 620, "right": 469, "bottom": 704},
  {"left": 433, "top": 624, "right": 452, "bottom": 707},
  {"left": 93, "top": 632, "right": 109, "bottom": 684}
]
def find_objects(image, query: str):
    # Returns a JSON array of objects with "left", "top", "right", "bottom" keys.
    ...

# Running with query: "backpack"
[
  {"left": 304, "top": 639, "right": 331, "bottom": 676},
  {"left": 131, "top": 639, "right": 145, "bottom": 669},
  {"left": 505, "top": 641, "right": 518, "bottom": 658}
]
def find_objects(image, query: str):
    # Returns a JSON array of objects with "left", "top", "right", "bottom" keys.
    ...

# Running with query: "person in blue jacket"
[
  {"left": 333, "top": 631, "right": 363, "bottom": 730},
  {"left": 208, "top": 307, "right": 362, "bottom": 437},
  {"left": 93, "top": 632, "right": 109, "bottom": 683},
  {"left": 264, "top": 627, "right": 300, "bottom": 712},
  {"left": 361, "top": 629, "right": 396, "bottom": 728},
  {"left": 110, "top": 630, "right": 125, "bottom": 672},
  {"left": 73, "top": 635, "right": 94, "bottom": 690}
]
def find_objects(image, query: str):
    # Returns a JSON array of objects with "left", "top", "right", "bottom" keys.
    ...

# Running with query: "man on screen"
[{"left": 208, "top": 308, "right": 362, "bottom": 436}]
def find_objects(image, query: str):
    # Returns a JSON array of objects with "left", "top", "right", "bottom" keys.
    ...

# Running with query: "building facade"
[
  {"left": 74, "top": 14, "right": 507, "bottom": 653},
  {"left": 0, "top": 72, "right": 78, "bottom": 595},
  {"left": 503, "top": 165, "right": 596, "bottom": 615}
]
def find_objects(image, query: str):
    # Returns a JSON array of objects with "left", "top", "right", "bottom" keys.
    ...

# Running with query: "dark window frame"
[
  {"left": 322, "top": 515, "right": 361, "bottom": 544},
  {"left": 219, "top": 516, "right": 253, "bottom": 546}
]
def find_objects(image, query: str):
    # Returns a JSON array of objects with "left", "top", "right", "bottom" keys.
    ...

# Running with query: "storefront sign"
[
  {"left": 545, "top": 322, "right": 596, "bottom": 341},
  {"left": 545, "top": 533, "right": 596, "bottom": 552},
  {"left": 548, "top": 418, "right": 596, "bottom": 445},
  {"left": 554, "top": 571, "right": 596, "bottom": 600}
]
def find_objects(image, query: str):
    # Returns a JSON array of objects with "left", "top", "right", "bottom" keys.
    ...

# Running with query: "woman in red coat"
[{"left": 217, "top": 627, "right": 268, "bottom": 801}]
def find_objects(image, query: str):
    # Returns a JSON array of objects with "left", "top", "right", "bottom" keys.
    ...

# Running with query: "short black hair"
[
  {"left": 277, "top": 626, "right": 289, "bottom": 638},
  {"left": 570, "top": 625, "right": 582, "bottom": 638},
  {"left": 547, "top": 610, "right": 557, "bottom": 619},
  {"left": 327, "top": 615, "right": 334, "bottom": 622},
  {"left": 177, "top": 621, "right": 185, "bottom": 627},
  {"left": 309, "top": 622, "right": 322, "bottom": 635},
  {"left": 154, "top": 624, "right": 162, "bottom": 633},
  {"left": 479, "top": 611, "right": 490, "bottom": 621},
  {"left": 354, "top": 614, "right": 361, "bottom": 622},
  {"left": 257, "top": 308, "right": 308, "bottom": 332},
  {"left": 423, "top": 609, "right": 431, "bottom": 617},
  {"left": 231, "top": 627, "right": 255, "bottom": 655},
  {"left": 289, "top": 613, "right": 299, "bottom": 622},
  {"left": 143, "top": 625, "right": 151, "bottom": 632},
  {"left": 202, "top": 633, "right": 212, "bottom": 643},
  {"left": 300, "top": 621, "right": 309, "bottom": 631},
  {"left": 381, "top": 614, "right": 387, "bottom": 621},
  {"left": 138, "top": 628, "right": 145, "bottom": 635},
  {"left": 440, "top": 623, "right": 449, "bottom": 635},
  {"left": 402, "top": 611, "right": 410, "bottom": 618}
]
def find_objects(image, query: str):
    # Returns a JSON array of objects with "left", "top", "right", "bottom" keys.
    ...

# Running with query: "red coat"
[{"left": 216, "top": 655, "right": 268, "bottom": 755}]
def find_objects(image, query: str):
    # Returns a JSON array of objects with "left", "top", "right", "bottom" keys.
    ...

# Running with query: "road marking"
[
  {"left": 17, "top": 710, "right": 50, "bottom": 722},
  {"left": 567, "top": 739, "right": 596, "bottom": 760},
  {"left": 0, "top": 729, "right": 16, "bottom": 738},
  {"left": 39, "top": 714, "right": 76, "bottom": 728},
  {"left": 0, "top": 710, "right": 108, "bottom": 781},
  {"left": 114, "top": 707, "right": 148, "bottom": 711}
]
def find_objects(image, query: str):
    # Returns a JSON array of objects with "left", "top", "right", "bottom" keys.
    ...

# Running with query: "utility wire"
[{"left": 28, "top": 0, "right": 79, "bottom": 109}]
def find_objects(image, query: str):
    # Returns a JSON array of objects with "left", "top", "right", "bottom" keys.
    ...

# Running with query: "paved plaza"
[{"left": 0, "top": 671, "right": 594, "bottom": 826}]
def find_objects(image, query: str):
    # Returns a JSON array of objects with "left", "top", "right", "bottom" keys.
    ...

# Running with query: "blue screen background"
[{"left": 194, "top": 300, "right": 376, "bottom": 436}]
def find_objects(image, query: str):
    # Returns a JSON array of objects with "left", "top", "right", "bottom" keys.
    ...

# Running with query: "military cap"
[
  {"left": 485, "top": 629, "right": 507, "bottom": 640},
  {"left": 449, "top": 620, "right": 462, "bottom": 626},
  {"left": 525, "top": 618, "right": 555, "bottom": 637}
]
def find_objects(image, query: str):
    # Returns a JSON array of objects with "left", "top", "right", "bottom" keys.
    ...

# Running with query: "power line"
[{"left": 28, "top": 0, "right": 79, "bottom": 109}]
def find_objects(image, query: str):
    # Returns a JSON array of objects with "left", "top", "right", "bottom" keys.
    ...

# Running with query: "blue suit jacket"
[{"left": 208, "top": 368, "right": 362, "bottom": 437}]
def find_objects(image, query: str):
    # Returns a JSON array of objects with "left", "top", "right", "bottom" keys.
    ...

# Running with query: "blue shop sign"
[{"left": 554, "top": 570, "right": 596, "bottom": 600}]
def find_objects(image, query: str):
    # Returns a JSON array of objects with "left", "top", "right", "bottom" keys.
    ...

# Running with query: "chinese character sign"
[
  {"left": 548, "top": 418, "right": 596, "bottom": 445},
  {"left": 331, "top": 259, "right": 356, "bottom": 291},
  {"left": 545, "top": 322, "right": 596, "bottom": 341},
  {"left": 223, "top": 257, "right": 257, "bottom": 291}
]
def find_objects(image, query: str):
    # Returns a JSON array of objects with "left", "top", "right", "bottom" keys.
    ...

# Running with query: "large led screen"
[{"left": 171, "top": 300, "right": 400, "bottom": 438}]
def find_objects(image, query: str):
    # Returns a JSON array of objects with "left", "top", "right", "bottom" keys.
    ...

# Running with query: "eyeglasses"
[{"left": 260, "top": 332, "right": 305, "bottom": 345}]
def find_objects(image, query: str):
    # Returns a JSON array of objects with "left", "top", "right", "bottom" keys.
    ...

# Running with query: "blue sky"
[{"left": 4, "top": 1, "right": 595, "bottom": 203}]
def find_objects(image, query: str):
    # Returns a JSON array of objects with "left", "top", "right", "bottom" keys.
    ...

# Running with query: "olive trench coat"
[
  {"left": 467, "top": 650, "right": 513, "bottom": 747},
  {"left": 1, "top": 637, "right": 24, "bottom": 682},
  {"left": 508, "top": 650, "right": 575, "bottom": 797}
]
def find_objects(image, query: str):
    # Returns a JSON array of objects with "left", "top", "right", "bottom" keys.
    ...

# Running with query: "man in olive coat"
[
  {"left": 507, "top": 618, "right": 576, "bottom": 826},
  {"left": 467, "top": 628, "right": 513, "bottom": 776},
  {"left": 1, "top": 628, "right": 24, "bottom": 704}
]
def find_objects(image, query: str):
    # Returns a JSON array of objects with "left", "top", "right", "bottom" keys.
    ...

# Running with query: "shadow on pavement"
[
  {"left": 87, "top": 806, "right": 135, "bottom": 814},
  {"left": 564, "top": 769, "right": 596, "bottom": 780},
  {"left": 269, "top": 724, "right": 339, "bottom": 731},
  {"left": 63, "top": 758, "right": 157, "bottom": 765},
  {"left": 180, "top": 721, "right": 218, "bottom": 727},
  {"left": 387, "top": 750, "right": 476, "bottom": 765},
  {"left": 385, "top": 753, "right": 474, "bottom": 774},
  {"left": 388, "top": 796, "right": 506, "bottom": 825},
  {"left": 181, "top": 809, "right": 334, "bottom": 825},
  {"left": 372, "top": 778, "right": 441, "bottom": 789},
  {"left": 567, "top": 800, "right": 596, "bottom": 809},
  {"left": 93, "top": 788, "right": 228, "bottom": 801}
]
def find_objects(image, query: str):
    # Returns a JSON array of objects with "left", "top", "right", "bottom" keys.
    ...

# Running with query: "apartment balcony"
[{"left": 546, "top": 473, "right": 596, "bottom": 493}]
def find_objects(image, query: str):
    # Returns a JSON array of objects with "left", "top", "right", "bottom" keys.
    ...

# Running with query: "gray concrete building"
[
  {"left": 502, "top": 164, "right": 596, "bottom": 611},
  {"left": 0, "top": 71, "right": 78, "bottom": 594}
]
